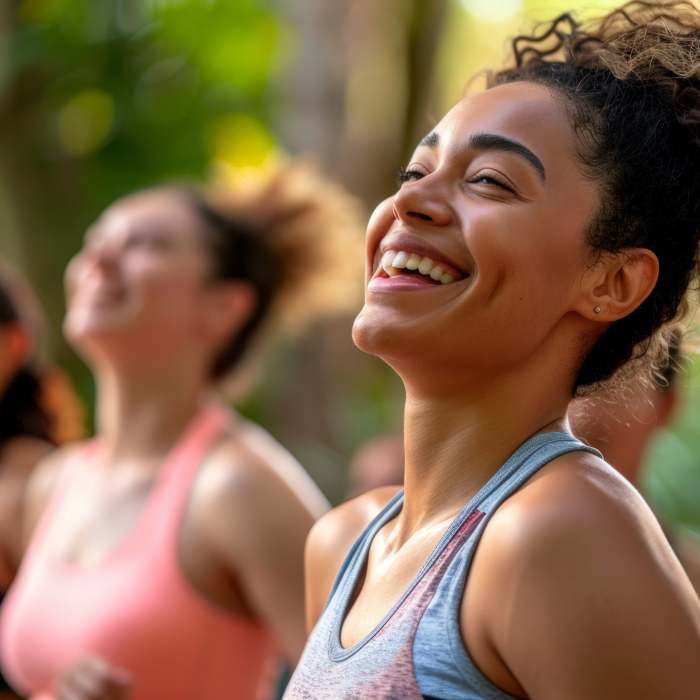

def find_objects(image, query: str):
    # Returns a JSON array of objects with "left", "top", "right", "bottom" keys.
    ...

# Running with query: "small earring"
[{"left": 593, "top": 305, "right": 602, "bottom": 314}]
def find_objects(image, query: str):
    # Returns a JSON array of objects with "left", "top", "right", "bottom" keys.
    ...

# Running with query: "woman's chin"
[
  {"left": 63, "top": 310, "right": 131, "bottom": 351},
  {"left": 352, "top": 305, "right": 410, "bottom": 359}
]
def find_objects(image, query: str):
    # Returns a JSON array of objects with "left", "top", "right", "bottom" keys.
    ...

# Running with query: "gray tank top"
[{"left": 284, "top": 432, "right": 600, "bottom": 700}]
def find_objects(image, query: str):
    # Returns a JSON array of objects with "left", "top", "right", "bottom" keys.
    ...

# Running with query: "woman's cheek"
[
  {"left": 365, "top": 198, "right": 396, "bottom": 280},
  {"left": 64, "top": 255, "right": 86, "bottom": 301},
  {"left": 367, "top": 197, "right": 395, "bottom": 236}
]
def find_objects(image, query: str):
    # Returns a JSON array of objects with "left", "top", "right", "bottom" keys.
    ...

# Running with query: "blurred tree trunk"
[
  {"left": 0, "top": 3, "right": 86, "bottom": 364},
  {"left": 275, "top": 0, "right": 447, "bottom": 206},
  {"left": 271, "top": 0, "right": 447, "bottom": 500},
  {"left": 0, "top": 0, "right": 23, "bottom": 266}
]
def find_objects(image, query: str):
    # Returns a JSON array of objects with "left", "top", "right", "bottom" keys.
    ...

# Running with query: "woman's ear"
[
  {"left": 204, "top": 281, "right": 258, "bottom": 344},
  {"left": 576, "top": 248, "right": 659, "bottom": 323}
]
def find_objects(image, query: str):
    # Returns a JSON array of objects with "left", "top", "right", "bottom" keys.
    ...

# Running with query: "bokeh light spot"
[
  {"left": 460, "top": 0, "right": 523, "bottom": 23},
  {"left": 57, "top": 89, "right": 114, "bottom": 158},
  {"left": 209, "top": 113, "right": 277, "bottom": 170}
]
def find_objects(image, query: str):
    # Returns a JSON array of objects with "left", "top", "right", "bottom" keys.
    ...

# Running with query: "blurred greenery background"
[{"left": 0, "top": 0, "right": 698, "bottom": 534}]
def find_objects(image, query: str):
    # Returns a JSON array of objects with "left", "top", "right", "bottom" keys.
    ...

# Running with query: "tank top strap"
[
  {"left": 467, "top": 430, "right": 600, "bottom": 516},
  {"left": 157, "top": 401, "right": 232, "bottom": 492},
  {"left": 327, "top": 432, "right": 599, "bottom": 633},
  {"left": 325, "top": 490, "right": 405, "bottom": 611},
  {"left": 420, "top": 431, "right": 601, "bottom": 603},
  {"left": 147, "top": 401, "right": 232, "bottom": 544},
  {"left": 413, "top": 431, "right": 602, "bottom": 700},
  {"left": 283, "top": 431, "right": 601, "bottom": 699},
  {"left": 25, "top": 402, "right": 231, "bottom": 565}
]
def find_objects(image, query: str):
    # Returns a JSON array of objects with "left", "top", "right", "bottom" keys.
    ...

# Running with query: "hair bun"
[
  {"left": 590, "top": 3, "right": 700, "bottom": 140},
  {"left": 206, "top": 159, "right": 366, "bottom": 332}
]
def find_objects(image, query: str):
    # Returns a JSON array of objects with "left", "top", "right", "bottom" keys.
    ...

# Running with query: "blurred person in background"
[
  {"left": 285, "top": 2, "right": 700, "bottom": 699},
  {"left": 571, "top": 333, "right": 682, "bottom": 487},
  {"left": 0, "top": 162, "right": 362, "bottom": 700},
  {"left": 571, "top": 332, "right": 700, "bottom": 591},
  {"left": 0, "top": 262, "right": 84, "bottom": 700},
  {"left": 347, "top": 432, "right": 404, "bottom": 497}
]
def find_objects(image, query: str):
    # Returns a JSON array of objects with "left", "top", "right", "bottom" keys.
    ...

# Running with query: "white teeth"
[
  {"left": 381, "top": 251, "right": 396, "bottom": 274},
  {"left": 392, "top": 251, "right": 409, "bottom": 269},
  {"left": 405, "top": 254, "right": 421, "bottom": 270},
  {"left": 418, "top": 258, "right": 434, "bottom": 275},
  {"left": 379, "top": 249, "right": 464, "bottom": 284}
]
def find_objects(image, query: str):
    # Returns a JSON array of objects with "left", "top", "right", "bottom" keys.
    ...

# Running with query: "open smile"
[{"left": 368, "top": 240, "right": 472, "bottom": 293}]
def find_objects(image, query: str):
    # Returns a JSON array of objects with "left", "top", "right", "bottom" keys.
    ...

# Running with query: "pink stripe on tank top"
[{"left": 0, "top": 403, "right": 278, "bottom": 700}]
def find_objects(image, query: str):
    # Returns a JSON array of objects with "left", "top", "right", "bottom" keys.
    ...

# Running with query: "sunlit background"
[{"left": 0, "top": 0, "right": 697, "bottom": 540}]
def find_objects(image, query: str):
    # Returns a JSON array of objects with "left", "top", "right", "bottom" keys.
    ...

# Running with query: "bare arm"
[{"left": 195, "top": 446, "right": 330, "bottom": 665}]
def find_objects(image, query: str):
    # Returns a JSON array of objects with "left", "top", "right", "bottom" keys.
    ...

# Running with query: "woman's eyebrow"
[
  {"left": 419, "top": 131, "right": 439, "bottom": 147},
  {"left": 417, "top": 131, "right": 546, "bottom": 183},
  {"left": 469, "top": 132, "right": 546, "bottom": 182}
]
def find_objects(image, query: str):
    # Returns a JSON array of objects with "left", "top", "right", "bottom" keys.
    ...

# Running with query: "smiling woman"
[
  {"left": 0, "top": 162, "right": 362, "bottom": 700},
  {"left": 284, "top": 2, "right": 700, "bottom": 699}
]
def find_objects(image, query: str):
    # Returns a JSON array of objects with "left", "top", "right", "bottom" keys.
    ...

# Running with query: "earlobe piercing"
[{"left": 593, "top": 305, "right": 602, "bottom": 314}]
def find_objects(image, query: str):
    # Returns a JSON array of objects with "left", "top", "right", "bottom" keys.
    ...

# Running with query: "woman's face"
[
  {"left": 352, "top": 81, "right": 600, "bottom": 387},
  {"left": 64, "top": 189, "right": 214, "bottom": 365}
]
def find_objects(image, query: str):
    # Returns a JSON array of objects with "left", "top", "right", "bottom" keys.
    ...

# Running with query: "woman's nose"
[
  {"left": 84, "top": 240, "right": 120, "bottom": 271},
  {"left": 392, "top": 177, "right": 453, "bottom": 227}
]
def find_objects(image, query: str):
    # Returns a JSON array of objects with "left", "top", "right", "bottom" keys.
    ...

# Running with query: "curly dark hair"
[{"left": 489, "top": 0, "right": 700, "bottom": 392}]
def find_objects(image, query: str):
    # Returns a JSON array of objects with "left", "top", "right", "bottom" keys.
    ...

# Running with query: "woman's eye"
[
  {"left": 397, "top": 167, "right": 425, "bottom": 184},
  {"left": 126, "top": 234, "right": 170, "bottom": 251},
  {"left": 468, "top": 174, "right": 514, "bottom": 192}
]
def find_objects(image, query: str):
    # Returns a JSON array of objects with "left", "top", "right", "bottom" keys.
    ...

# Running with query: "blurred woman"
[
  {"left": 0, "top": 262, "right": 83, "bottom": 699},
  {"left": 1, "top": 163, "right": 361, "bottom": 700},
  {"left": 286, "top": 3, "right": 700, "bottom": 699},
  {"left": 0, "top": 263, "right": 54, "bottom": 593}
]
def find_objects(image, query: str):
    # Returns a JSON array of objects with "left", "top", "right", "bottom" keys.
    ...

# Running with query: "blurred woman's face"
[
  {"left": 64, "top": 190, "right": 213, "bottom": 364},
  {"left": 352, "top": 81, "right": 600, "bottom": 386}
]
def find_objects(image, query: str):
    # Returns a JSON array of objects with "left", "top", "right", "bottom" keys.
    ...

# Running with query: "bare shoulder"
[
  {"left": 0, "top": 436, "right": 54, "bottom": 474},
  {"left": 22, "top": 441, "right": 89, "bottom": 547},
  {"left": 305, "top": 486, "right": 400, "bottom": 629},
  {"left": 306, "top": 486, "right": 400, "bottom": 567},
  {"left": 204, "top": 416, "right": 328, "bottom": 516},
  {"left": 0, "top": 436, "right": 54, "bottom": 519},
  {"left": 485, "top": 450, "right": 664, "bottom": 552},
  {"left": 482, "top": 450, "right": 687, "bottom": 574},
  {"left": 467, "top": 450, "right": 700, "bottom": 699},
  {"left": 190, "top": 419, "right": 329, "bottom": 521},
  {"left": 188, "top": 418, "right": 329, "bottom": 560}
]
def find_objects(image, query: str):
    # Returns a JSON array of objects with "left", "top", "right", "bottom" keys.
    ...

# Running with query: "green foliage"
[
  {"left": 0, "top": 0, "right": 288, "bottom": 425},
  {"left": 644, "top": 355, "right": 700, "bottom": 536},
  {"left": 5, "top": 0, "right": 284, "bottom": 217}
]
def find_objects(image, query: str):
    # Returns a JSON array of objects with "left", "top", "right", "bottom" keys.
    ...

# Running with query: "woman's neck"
[
  {"left": 93, "top": 358, "right": 212, "bottom": 464},
  {"left": 395, "top": 366, "right": 572, "bottom": 544}
]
